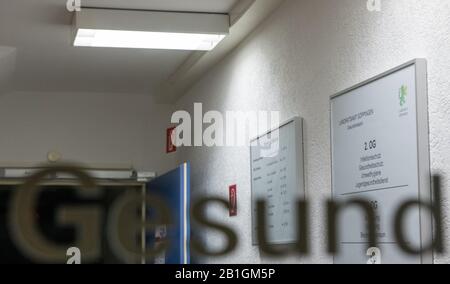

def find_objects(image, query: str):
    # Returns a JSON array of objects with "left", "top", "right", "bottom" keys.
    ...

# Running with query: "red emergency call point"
[
  {"left": 166, "top": 127, "right": 177, "bottom": 153},
  {"left": 229, "top": 185, "right": 237, "bottom": 217}
]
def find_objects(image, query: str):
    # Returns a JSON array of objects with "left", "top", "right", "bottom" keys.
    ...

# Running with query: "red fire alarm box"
[
  {"left": 229, "top": 185, "right": 237, "bottom": 216},
  {"left": 166, "top": 127, "right": 177, "bottom": 153}
]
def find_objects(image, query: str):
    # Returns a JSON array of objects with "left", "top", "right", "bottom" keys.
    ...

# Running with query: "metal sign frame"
[
  {"left": 330, "top": 59, "right": 432, "bottom": 264},
  {"left": 250, "top": 117, "right": 305, "bottom": 246}
]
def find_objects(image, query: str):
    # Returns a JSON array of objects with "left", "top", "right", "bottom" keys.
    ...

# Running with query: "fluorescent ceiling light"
[
  {"left": 74, "top": 29, "right": 226, "bottom": 51},
  {"left": 72, "top": 9, "right": 229, "bottom": 51}
]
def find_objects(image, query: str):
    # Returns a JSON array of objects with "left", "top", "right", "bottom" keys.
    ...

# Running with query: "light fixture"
[{"left": 72, "top": 8, "right": 229, "bottom": 51}]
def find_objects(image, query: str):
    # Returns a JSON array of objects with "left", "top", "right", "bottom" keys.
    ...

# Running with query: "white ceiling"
[
  {"left": 0, "top": 0, "right": 238, "bottom": 95},
  {"left": 83, "top": 0, "right": 238, "bottom": 13}
]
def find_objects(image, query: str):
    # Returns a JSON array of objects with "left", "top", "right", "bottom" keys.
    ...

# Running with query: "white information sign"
[
  {"left": 331, "top": 59, "right": 432, "bottom": 264},
  {"left": 251, "top": 117, "right": 305, "bottom": 245}
]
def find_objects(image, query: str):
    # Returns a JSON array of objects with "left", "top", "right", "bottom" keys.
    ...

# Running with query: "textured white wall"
[
  {"left": 176, "top": 0, "right": 450, "bottom": 263},
  {"left": 0, "top": 46, "right": 16, "bottom": 94},
  {"left": 0, "top": 91, "right": 176, "bottom": 175}
]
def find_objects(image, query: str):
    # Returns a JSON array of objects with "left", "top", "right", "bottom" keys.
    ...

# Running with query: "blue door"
[{"left": 146, "top": 163, "right": 190, "bottom": 264}]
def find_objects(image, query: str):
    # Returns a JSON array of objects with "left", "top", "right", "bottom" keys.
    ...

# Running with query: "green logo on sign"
[{"left": 399, "top": 85, "right": 408, "bottom": 107}]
